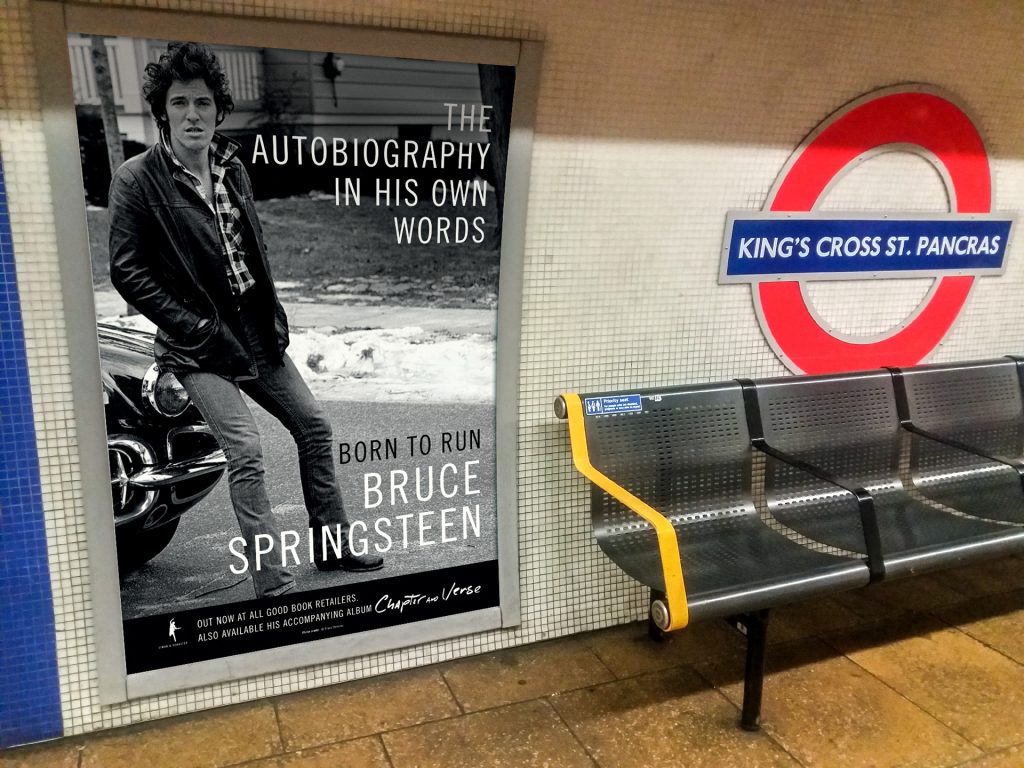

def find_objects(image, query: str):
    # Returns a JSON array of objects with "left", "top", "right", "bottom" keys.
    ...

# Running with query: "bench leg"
[
  {"left": 733, "top": 610, "right": 770, "bottom": 731},
  {"left": 648, "top": 589, "right": 671, "bottom": 642}
]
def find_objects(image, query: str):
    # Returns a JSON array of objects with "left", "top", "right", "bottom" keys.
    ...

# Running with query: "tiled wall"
[
  {"left": 2, "top": 0, "right": 1023, "bottom": 744},
  {"left": 0, "top": 155, "right": 64, "bottom": 748}
]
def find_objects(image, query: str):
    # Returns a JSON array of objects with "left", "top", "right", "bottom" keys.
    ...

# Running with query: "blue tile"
[{"left": 0, "top": 157, "right": 63, "bottom": 747}]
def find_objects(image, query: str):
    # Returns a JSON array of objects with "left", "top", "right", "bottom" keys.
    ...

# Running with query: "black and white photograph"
[{"left": 69, "top": 32, "right": 514, "bottom": 673}]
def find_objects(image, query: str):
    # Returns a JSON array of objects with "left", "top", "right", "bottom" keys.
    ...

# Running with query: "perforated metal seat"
[
  {"left": 895, "top": 358, "right": 1024, "bottom": 464},
  {"left": 892, "top": 359, "right": 1024, "bottom": 526},
  {"left": 753, "top": 371, "right": 1024, "bottom": 578},
  {"left": 572, "top": 382, "right": 868, "bottom": 624}
]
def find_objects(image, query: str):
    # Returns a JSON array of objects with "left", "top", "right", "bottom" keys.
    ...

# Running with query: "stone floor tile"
[
  {"left": 243, "top": 736, "right": 390, "bottom": 768},
  {"left": 550, "top": 667, "right": 799, "bottom": 768},
  {"left": 957, "top": 745, "right": 1024, "bottom": 767},
  {"left": 860, "top": 575, "right": 966, "bottom": 614},
  {"left": 382, "top": 699, "right": 594, "bottom": 768},
  {"left": 935, "top": 590, "right": 1024, "bottom": 664},
  {"left": 275, "top": 667, "right": 460, "bottom": 750},
  {"left": 583, "top": 619, "right": 742, "bottom": 678},
  {"left": 699, "top": 638, "right": 980, "bottom": 768},
  {"left": 831, "top": 615, "right": 1024, "bottom": 750},
  {"left": 1, "top": 740, "right": 80, "bottom": 768},
  {"left": 79, "top": 702, "right": 281, "bottom": 768},
  {"left": 929, "top": 558, "right": 1024, "bottom": 599},
  {"left": 769, "top": 596, "right": 864, "bottom": 643},
  {"left": 829, "top": 585, "right": 917, "bottom": 624},
  {"left": 441, "top": 637, "right": 614, "bottom": 712}
]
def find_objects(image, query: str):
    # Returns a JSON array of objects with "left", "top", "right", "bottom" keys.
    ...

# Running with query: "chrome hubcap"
[{"left": 107, "top": 435, "right": 159, "bottom": 524}]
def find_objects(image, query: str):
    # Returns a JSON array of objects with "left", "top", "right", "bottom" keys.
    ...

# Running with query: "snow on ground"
[
  {"left": 99, "top": 315, "right": 495, "bottom": 403},
  {"left": 289, "top": 326, "right": 494, "bottom": 402}
]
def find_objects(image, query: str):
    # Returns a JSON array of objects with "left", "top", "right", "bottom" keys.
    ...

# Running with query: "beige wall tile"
[
  {"left": 832, "top": 616, "right": 1024, "bottom": 750},
  {"left": 275, "top": 667, "right": 460, "bottom": 750},
  {"left": 550, "top": 668, "right": 799, "bottom": 768},
  {"left": 80, "top": 703, "right": 281, "bottom": 768},
  {"left": 441, "top": 637, "right": 614, "bottom": 712},
  {"left": 382, "top": 699, "right": 593, "bottom": 768},
  {"left": 699, "top": 639, "right": 980, "bottom": 768}
]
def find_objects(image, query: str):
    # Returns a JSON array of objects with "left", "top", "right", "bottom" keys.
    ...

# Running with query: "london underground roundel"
[{"left": 721, "top": 86, "right": 1015, "bottom": 375}]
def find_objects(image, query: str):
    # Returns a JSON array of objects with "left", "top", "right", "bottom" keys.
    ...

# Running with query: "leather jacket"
[{"left": 108, "top": 138, "right": 289, "bottom": 379}]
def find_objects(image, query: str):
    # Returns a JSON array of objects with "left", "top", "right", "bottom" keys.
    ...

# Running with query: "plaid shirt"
[{"left": 160, "top": 132, "right": 256, "bottom": 297}]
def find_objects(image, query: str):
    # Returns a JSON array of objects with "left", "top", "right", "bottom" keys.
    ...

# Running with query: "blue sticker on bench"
[{"left": 584, "top": 395, "right": 643, "bottom": 415}]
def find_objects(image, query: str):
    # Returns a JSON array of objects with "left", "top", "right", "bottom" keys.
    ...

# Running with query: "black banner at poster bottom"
[{"left": 124, "top": 560, "right": 499, "bottom": 673}]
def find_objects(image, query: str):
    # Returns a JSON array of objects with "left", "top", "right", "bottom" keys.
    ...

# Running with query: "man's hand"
[{"left": 193, "top": 317, "right": 215, "bottom": 336}]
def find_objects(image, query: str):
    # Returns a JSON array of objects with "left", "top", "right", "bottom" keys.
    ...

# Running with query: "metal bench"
[
  {"left": 890, "top": 358, "right": 1024, "bottom": 525},
  {"left": 554, "top": 383, "right": 869, "bottom": 729},
  {"left": 748, "top": 370, "right": 1024, "bottom": 579},
  {"left": 556, "top": 362, "right": 1024, "bottom": 730}
]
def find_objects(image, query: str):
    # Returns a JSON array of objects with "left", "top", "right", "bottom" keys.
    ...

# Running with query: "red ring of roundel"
[{"left": 755, "top": 90, "right": 990, "bottom": 374}]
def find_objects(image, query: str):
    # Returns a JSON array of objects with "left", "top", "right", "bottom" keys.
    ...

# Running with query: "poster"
[{"left": 68, "top": 33, "right": 514, "bottom": 674}]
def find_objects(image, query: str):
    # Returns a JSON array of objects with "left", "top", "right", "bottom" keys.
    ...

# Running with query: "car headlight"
[{"left": 142, "top": 363, "right": 191, "bottom": 417}]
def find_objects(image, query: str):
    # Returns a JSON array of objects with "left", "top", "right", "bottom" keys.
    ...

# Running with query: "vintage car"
[{"left": 99, "top": 322, "right": 226, "bottom": 573}]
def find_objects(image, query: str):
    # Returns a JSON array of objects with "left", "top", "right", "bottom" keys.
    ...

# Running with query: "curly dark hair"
[{"left": 142, "top": 42, "right": 235, "bottom": 129}]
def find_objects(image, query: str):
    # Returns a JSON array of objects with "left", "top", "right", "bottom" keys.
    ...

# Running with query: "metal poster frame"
[{"left": 32, "top": 0, "right": 537, "bottom": 702}]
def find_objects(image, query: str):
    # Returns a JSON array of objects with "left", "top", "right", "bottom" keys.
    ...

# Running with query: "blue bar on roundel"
[{"left": 724, "top": 217, "right": 1013, "bottom": 279}]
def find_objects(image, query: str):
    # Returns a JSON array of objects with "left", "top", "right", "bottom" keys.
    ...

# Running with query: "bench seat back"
[
  {"left": 751, "top": 369, "right": 1024, "bottom": 575},
  {"left": 893, "top": 358, "right": 1024, "bottom": 526},
  {"left": 896, "top": 358, "right": 1024, "bottom": 463},
  {"left": 755, "top": 370, "right": 901, "bottom": 497},
  {"left": 584, "top": 383, "right": 756, "bottom": 591}
]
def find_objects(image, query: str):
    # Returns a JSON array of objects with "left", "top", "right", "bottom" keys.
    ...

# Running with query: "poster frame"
[{"left": 31, "top": 0, "right": 536, "bottom": 703}]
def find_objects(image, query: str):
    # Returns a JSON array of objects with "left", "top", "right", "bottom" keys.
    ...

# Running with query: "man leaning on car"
[{"left": 107, "top": 41, "right": 383, "bottom": 597}]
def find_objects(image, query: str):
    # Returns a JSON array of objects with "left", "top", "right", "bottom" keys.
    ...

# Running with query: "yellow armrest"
[{"left": 561, "top": 393, "right": 689, "bottom": 630}]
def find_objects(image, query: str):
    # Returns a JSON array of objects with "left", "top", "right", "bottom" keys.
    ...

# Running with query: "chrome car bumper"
[
  {"left": 130, "top": 450, "right": 227, "bottom": 488},
  {"left": 110, "top": 427, "right": 226, "bottom": 528}
]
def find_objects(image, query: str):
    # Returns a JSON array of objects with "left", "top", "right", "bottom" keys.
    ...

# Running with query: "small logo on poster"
[{"left": 168, "top": 619, "right": 180, "bottom": 642}]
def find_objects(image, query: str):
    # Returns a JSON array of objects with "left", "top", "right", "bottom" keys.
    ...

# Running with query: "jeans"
[{"left": 178, "top": 298, "right": 349, "bottom": 597}]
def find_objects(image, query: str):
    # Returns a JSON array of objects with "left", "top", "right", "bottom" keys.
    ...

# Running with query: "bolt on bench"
[{"left": 555, "top": 358, "right": 1024, "bottom": 730}]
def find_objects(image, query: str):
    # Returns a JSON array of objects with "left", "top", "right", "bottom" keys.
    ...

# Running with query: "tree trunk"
[
  {"left": 90, "top": 36, "right": 124, "bottom": 174},
  {"left": 90, "top": 36, "right": 134, "bottom": 314},
  {"left": 478, "top": 65, "right": 515, "bottom": 247}
]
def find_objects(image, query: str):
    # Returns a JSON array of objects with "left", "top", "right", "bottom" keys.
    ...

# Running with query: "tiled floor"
[{"left": 5, "top": 556, "right": 1024, "bottom": 768}]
